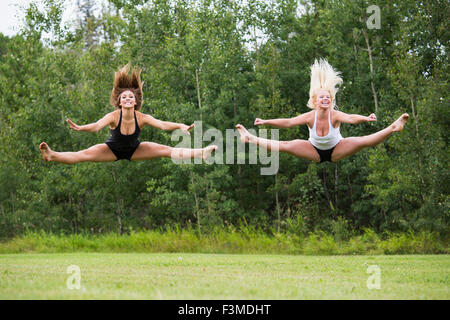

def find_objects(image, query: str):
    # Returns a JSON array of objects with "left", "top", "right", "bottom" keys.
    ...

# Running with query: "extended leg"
[
  {"left": 130, "top": 142, "right": 217, "bottom": 161},
  {"left": 39, "top": 142, "right": 116, "bottom": 164},
  {"left": 236, "top": 124, "right": 320, "bottom": 162},
  {"left": 331, "top": 113, "right": 409, "bottom": 162}
]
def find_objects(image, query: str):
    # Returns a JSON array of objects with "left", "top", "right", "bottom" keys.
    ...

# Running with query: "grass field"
[{"left": 0, "top": 253, "right": 448, "bottom": 299}]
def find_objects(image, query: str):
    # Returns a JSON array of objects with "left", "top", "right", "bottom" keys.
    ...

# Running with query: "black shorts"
[
  {"left": 313, "top": 145, "right": 335, "bottom": 163},
  {"left": 106, "top": 142, "right": 140, "bottom": 161}
]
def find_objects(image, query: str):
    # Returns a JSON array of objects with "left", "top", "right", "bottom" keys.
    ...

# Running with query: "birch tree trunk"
[
  {"left": 195, "top": 68, "right": 202, "bottom": 120},
  {"left": 362, "top": 27, "right": 379, "bottom": 113}
]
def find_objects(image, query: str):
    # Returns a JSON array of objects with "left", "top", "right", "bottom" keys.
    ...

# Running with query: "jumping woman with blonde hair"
[
  {"left": 236, "top": 59, "right": 409, "bottom": 163},
  {"left": 40, "top": 64, "right": 217, "bottom": 164}
]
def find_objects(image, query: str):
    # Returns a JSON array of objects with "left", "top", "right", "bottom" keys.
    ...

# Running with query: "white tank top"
[{"left": 308, "top": 110, "right": 343, "bottom": 150}]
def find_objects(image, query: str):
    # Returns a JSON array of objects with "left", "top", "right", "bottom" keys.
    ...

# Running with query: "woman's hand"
[
  {"left": 254, "top": 118, "right": 266, "bottom": 126},
  {"left": 367, "top": 113, "right": 377, "bottom": 122},
  {"left": 66, "top": 119, "right": 81, "bottom": 131},
  {"left": 180, "top": 123, "right": 195, "bottom": 135}
]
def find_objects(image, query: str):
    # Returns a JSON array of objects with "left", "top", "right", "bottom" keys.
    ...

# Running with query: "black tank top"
[{"left": 105, "top": 111, "right": 141, "bottom": 150}]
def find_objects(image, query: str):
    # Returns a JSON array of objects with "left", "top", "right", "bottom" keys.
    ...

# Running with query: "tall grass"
[{"left": 0, "top": 227, "right": 447, "bottom": 255}]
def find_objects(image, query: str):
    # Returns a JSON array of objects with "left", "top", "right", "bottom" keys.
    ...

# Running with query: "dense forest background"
[{"left": 0, "top": 0, "right": 448, "bottom": 240}]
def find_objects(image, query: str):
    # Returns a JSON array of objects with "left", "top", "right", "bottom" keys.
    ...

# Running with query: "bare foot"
[
  {"left": 202, "top": 145, "right": 218, "bottom": 160},
  {"left": 235, "top": 124, "right": 251, "bottom": 143},
  {"left": 392, "top": 113, "right": 410, "bottom": 132},
  {"left": 39, "top": 142, "right": 52, "bottom": 162}
]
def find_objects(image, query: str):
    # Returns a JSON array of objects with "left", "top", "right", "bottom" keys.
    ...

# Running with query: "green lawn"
[{"left": 0, "top": 253, "right": 448, "bottom": 299}]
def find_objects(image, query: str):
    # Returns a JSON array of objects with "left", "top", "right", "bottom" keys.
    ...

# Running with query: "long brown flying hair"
[{"left": 110, "top": 64, "right": 144, "bottom": 110}]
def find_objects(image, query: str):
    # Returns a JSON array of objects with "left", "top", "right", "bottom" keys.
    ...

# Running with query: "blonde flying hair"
[
  {"left": 307, "top": 59, "right": 343, "bottom": 109},
  {"left": 110, "top": 64, "right": 144, "bottom": 111}
]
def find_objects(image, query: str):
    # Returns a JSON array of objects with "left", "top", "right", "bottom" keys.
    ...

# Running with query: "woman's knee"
[
  {"left": 79, "top": 149, "right": 95, "bottom": 162},
  {"left": 138, "top": 142, "right": 172, "bottom": 159},
  {"left": 279, "top": 140, "right": 293, "bottom": 153},
  {"left": 151, "top": 143, "right": 172, "bottom": 157},
  {"left": 81, "top": 145, "right": 112, "bottom": 162},
  {"left": 281, "top": 140, "right": 307, "bottom": 153}
]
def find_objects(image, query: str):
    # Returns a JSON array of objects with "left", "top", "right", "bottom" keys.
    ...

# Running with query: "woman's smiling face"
[
  {"left": 315, "top": 89, "right": 332, "bottom": 109},
  {"left": 119, "top": 90, "right": 136, "bottom": 109}
]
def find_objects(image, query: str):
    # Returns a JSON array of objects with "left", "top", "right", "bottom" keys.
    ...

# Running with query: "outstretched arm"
[
  {"left": 335, "top": 111, "right": 377, "bottom": 124},
  {"left": 254, "top": 112, "right": 312, "bottom": 128},
  {"left": 142, "top": 114, "right": 194, "bottom": 135},
  {"left": 66, "top": 112, "right": 115, "bottom": 132}
]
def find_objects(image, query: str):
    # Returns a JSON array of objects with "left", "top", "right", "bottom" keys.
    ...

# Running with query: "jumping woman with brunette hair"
[
  {"left": 236, "top": 59, "right": 409, "bottom": 163},
  {"left": 40, "top": 64, "right": 217, "bottom": 164}
]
